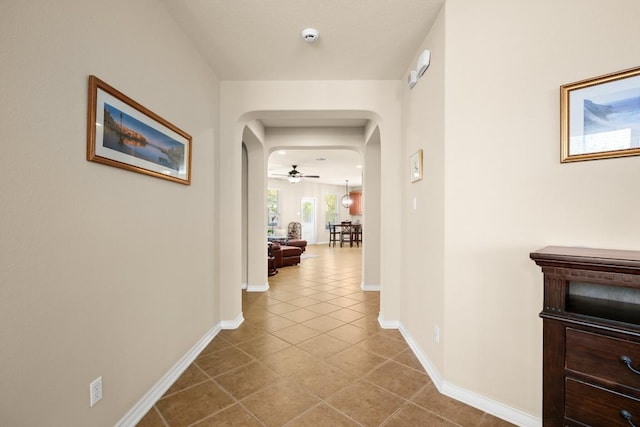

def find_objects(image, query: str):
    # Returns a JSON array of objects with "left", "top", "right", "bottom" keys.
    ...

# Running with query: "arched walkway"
[{"left": 218, "top": 81, "right": 404, "bottom": 329}]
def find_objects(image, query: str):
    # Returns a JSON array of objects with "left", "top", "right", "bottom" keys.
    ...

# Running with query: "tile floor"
[{"left": 137, "top": 244, "right": 514, "bottom": 427}]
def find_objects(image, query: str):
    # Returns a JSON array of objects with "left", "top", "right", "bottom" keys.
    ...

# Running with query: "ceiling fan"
[{"left": 272, "top": 165, "right": 320, "bottom": 183}]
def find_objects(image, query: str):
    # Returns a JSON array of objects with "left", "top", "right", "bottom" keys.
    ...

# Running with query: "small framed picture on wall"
[
  {"left": 410, "top": 149, "right": 423, "bottom": 183},
  {"left": 561, "top": 66, "right": 640, "bottom": 163}
]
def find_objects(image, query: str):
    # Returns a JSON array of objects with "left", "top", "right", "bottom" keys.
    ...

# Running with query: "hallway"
[{"left": 137, "top": 245, "right": 512, "bottom": 426}]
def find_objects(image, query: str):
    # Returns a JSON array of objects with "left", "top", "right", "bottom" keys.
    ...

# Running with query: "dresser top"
[{"left": 531, "top": 246, "right": 640, "bottom": 270}]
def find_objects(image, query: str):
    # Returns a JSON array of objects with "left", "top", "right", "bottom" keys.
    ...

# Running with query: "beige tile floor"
[{"left": 137, "top": 244, "right": 514, "bottom": 427}]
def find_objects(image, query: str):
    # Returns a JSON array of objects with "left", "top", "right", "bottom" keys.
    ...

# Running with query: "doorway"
[{"left": 300, "top": 197, "right": 316, "bottom": 244}]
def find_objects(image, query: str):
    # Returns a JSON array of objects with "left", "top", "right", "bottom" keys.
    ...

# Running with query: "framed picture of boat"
[
  {"left": 561, "top": 66, "right": 640, "bottom": 163},
  {"left": 87, "top": 75, "right": 192, "bottom": 184}
]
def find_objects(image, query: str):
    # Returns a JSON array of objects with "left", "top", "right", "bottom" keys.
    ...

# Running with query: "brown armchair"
[{"left": 269, "top": 242, "right": 302, "bottom": 267}]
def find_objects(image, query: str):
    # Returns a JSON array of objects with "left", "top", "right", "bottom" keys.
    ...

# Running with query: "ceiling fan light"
[{"left": 288, "top": 176, "right": 302, "bottom": 184}]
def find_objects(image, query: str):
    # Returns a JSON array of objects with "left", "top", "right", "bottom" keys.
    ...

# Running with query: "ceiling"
[
  {"left": 268, "top": 148, "right": 363, "bottom": 187},
  {"left": 161, "top": 0, "right": 444, "bottom": 81},
  {"left": 161, "top": 0, "right": 443, "bottom": 185}
]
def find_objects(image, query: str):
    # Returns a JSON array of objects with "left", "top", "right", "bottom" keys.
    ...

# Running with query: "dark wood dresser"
[{"left": 531, "top": 246, "right": 640, "bottom": 427}]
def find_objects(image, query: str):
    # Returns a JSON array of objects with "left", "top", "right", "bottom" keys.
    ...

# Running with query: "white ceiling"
[
  {"left": 268, "top": 149, "right": 363, "bottom": 187},
  {"left": 161, "top": 0, "right": 444, "bottom": 81},
  {"left": 161, "top": 0, "right": 443, "bottom": 185}
]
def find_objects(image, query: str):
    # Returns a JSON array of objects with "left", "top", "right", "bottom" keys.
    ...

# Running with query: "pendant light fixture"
[{"left": 341, "top": 180, "right": 353, "bottom": 208}]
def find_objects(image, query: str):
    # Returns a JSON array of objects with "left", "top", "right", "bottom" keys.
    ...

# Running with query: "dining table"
[{"left": 331, "top": 223, "right": 362, "bottom": 247}]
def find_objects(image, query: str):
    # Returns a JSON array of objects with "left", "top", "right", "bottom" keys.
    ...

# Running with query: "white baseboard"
[
  {"left": 377, "top": 314, "right": 400, "bottom": 329},
  {"left": 361, "top": 281, "right": 380, "bottom": 291},
  {"left": 442, "top": 382, "right": 541, "bottom": 427},
  {"left": 246, "top": 281, "right": 269, "bottom": 292},
  {"left": 115, "top": 324, "right": 221, "bottom": 427},
  {"left": 220, "top": 312, "right": 244, "bottom": 329},
  {"left": 241, "top": 282, "right": 247, "bottom": 289},
  {"left": 390, "top": 320, "right": 541, "bottom": 427},
  {"left": 398, "top": 323, "right": 443, "bottom": 390}
]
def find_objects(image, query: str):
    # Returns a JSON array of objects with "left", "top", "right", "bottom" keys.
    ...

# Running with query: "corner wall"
[
  {"left": 401, "top": 0, "right": 640, "bottom": 423},
  {"left": 444, "top": 0, "right": 640, "bottom": 418},
  {"left": 0, "top": 1, "right": 219, "bottom": 425},
  {"left": 400, "top": 1, "right": 446, "bottom": 378}
]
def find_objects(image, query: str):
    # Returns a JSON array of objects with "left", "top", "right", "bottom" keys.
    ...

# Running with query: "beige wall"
[
  {"left": 399, "top": 0, "right": 640, "bottom": 422},
  {"left": 363, "top": 130, "right": 382, "bottom": 289},
  {"left": 401, "top": 2, "right": 446, "bottom": 378},
  {"left": 0, "top": 1, "right": 219, "bottom": 425}
]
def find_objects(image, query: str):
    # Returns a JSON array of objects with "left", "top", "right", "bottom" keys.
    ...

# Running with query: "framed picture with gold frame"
[
  {"left": 561, "top": 66, "right": 640, "bottom": 163},
  {"left": 87, "top": 75, "right": 192, "bottom": 184},
  {"left": 410, "top": 149, "right": 423, "bottom": 182}
]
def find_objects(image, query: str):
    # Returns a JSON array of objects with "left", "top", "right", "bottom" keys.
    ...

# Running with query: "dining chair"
[
  {"left": 352, "top": 224, "right": 362, "bottom": 247},
  {"left": 340, "top": 221, "right": 353, "bottom": 247},
  {"left": 328, "top": 223, "right": 340, "bottom": 247}
]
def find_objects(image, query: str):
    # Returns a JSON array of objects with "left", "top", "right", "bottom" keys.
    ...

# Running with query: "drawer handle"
[
  {"left": 621, "top": 410, "right": 637, "bottom": 427},
  {"left": 621, "top": 355, "right": 640, "bottom": 375}
]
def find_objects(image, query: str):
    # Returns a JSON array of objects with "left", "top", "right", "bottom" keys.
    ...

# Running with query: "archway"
[
  {"left": 239, "top": 111, "right": 382, "bottom": 302},
  {"left": 218, "top": 81, "right": 403, "bottom": 328}
]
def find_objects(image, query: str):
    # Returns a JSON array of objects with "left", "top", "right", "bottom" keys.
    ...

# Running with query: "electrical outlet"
[
  {"left": 90, "top": 376, "right": 103, "bottom": 407},
  {"left": 434, "top": 325, "right": 440, "bottom": 344}
]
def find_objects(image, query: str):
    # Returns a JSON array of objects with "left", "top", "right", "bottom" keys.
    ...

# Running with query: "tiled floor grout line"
[
  {"left": 158, "top": 377, "right": 210, "bottom": 401},
  {"left": 313, "top": 400, "right": 366, "bottom": 427},
  {"left": 151, "top": 406, "right": 170, "bottom": 427}
]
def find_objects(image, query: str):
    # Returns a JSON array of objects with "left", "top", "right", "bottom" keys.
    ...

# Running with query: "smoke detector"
[{"left": 301, "top": 28, "right": 319, "bottom": 43}]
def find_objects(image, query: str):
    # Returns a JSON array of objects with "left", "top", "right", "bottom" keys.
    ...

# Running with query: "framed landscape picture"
[
  {"left": 87, "top": 75, "right": 192, "bottom": 184},
  {"left": 561, "top": 66, "right": 640, "bottom": 163}
]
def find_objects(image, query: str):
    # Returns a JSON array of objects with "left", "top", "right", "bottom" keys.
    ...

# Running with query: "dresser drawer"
[
  {"left": 566, "top": 328, "right": 640, "bottom": 391},
  {"left": 566, "top": 378, "right": 640, "bottom": 426}
]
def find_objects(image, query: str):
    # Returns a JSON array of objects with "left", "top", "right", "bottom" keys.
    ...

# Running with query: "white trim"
[
  {"left": 385, "top": 319, "right": 542, "bottom": 427},
  {"left": 115, "top": 324, "right": 221, "bottom": 427},
  {"left": 220, "top": 313, "right": 244, "bottom": 330},
  {"left": 377, "top": 314, "right": 400, "bottom": 329},
  {"left": 398, "top": 323, "right": 443, "bottom": 390},
  {"left": 361, "top": 281, "right": 380, "bottom": 292},
  {"left": 442, "top": 382, "right": 541, "bottom": 427},
  {"left": 241, "top": 282, "right": 248, "bottom": 289},
  {"left": 246, "top": 281, "right": 269, "bottom": 292}
]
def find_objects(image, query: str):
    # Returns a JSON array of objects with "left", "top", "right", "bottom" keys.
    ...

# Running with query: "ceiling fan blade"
[{"left": 271, "top": 165, "right": 320, "bottom": 180}]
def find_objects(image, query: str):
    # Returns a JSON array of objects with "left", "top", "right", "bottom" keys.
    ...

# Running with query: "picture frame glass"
[
  {"left": 410, "top": 149, "right": 423, "bottom": 183},
  {"left": 88, "top": 76, "right": 192, "bottom": 184},
  {"left": 562, "top": 67, "right": 640, "bottom": 162}
]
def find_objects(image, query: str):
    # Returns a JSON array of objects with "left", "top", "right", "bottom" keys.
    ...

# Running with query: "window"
[
  {"left": 267, "top": 189, "right": 280, "bottom": 231},
  {"left": 324, "top": 193, "right": 339, "bottom": 229}
]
